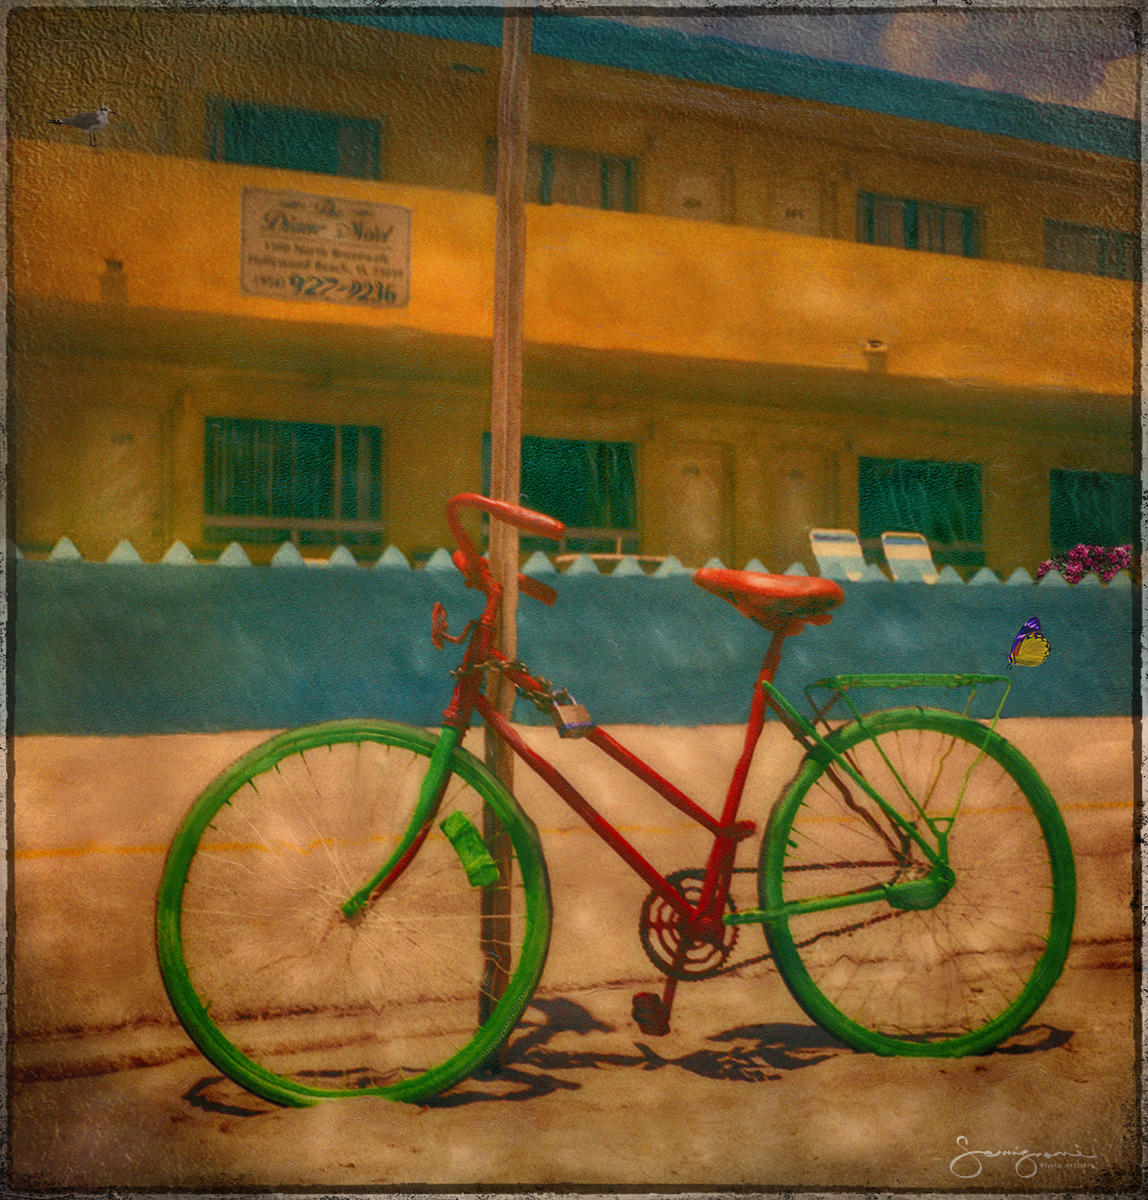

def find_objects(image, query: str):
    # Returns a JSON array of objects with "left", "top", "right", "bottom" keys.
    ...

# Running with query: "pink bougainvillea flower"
[{"left": 1037, "top": 543, "right": 1133, "bottom": 584}]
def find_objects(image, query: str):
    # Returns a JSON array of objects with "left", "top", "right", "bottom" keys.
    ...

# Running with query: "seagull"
[{"left": 48, "top": 105, "right": 115, "bottom": 147}]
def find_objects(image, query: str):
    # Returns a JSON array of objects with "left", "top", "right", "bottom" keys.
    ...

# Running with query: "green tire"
[
  {"left": 157, "top": 720, "right": 551, "bottom": 1105},
  {"left": 760, "top": 708, "right": 1075, "bottom": 1056}
]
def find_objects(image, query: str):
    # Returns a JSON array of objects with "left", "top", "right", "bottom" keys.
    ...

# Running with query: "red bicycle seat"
[{"left": 694, "top": 568, "right": 844, "bottom": 633}]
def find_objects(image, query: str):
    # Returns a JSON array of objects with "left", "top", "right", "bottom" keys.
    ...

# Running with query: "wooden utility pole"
[
  {"left": 486, "top": 10, "right": 532, "bottom": 679},
  {"left": 480, "top": 8, "right": 532, "bottom": 1028}
]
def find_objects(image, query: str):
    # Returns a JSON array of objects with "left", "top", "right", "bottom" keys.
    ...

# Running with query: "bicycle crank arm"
[{"left": 724, "top": 866, "right": 956, "bottom": 926}]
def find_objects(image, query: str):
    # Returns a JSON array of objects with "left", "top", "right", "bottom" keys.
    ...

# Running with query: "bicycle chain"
[
  {"left": 453, "top": 656, "right": 563, "bottom": 715},
  {"left": 461, "top": 660, "right": 914, "bottom": 978},
  {"left": 683, "top": 868, "right": 910, "bottom": 978}
]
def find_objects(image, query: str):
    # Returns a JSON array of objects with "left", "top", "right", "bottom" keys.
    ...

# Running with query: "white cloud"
[
  {"left": 1078, "top": 54, "right": 1137, "bottom": 119},
  {"left": 602, "top": 8, "right": 1138, "bottom": 119},
  {"left": 881, "top": 11, "right": 966, "bottom": 78}
]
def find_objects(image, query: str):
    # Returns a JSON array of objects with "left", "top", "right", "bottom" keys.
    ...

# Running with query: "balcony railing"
[
  {"left": 204, "top": 513, "right": 386, "bottom": 548},
  {"left": 550, "top": 526, "right": 668, "bottom": 569}
]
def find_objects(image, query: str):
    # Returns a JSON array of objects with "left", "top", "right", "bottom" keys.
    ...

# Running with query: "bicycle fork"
[{"left": 340, "top": 726, "right": 496, "bottom": 919}]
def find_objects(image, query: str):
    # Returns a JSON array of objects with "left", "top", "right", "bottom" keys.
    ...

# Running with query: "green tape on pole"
[{"left": 440, "top": 811, "right": 501, "bottom": 888}]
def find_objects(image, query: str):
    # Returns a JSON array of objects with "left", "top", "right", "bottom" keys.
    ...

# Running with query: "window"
[
  {"left": 207, "top": 100, "right": 381, "bottom": 179},
  {"left": 1049, "top": 469, "right": 1136, "bottom": 553},
  {"left": 205, "top": 418, "right": 383, "bottom": 547},
  {"left": 485, "top": 141, "right": 637, "bottom": 212},
  {"left": 1044, "top": 221, "right": 1138, "bottom": 280},
  {"left": 857, "top": 192, "right": 979, "bottom": 257},
  {"left": 481, "top": 433, "right": 638, "bottom": 552},
  {"left": 859, "top": 456, "right": 984, "bottom": 567}
]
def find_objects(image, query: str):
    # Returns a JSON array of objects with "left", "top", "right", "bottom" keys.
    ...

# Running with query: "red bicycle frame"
[{"left": 437, "top": 494, "right": 808, "bottom": 1012}]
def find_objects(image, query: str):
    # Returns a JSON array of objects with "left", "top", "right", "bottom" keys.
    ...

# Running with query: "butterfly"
[{"left": 1007, "top": 617, "right": 1051, "bottom": 669}]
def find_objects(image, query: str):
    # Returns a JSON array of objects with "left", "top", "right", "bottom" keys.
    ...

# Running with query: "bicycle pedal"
[{"left": 631, "top": 992, "right": 671, "bottom": 1037}]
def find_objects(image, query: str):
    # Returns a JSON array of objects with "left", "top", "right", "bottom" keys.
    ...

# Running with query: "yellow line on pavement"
[
  {"left": 12, "top": 821, "right": 701, "bottom": 860},
  {"left": 14, "top": 842, "right": 171, "bottom": 860}
]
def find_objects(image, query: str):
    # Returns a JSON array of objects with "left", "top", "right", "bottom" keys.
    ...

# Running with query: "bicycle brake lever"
[{"left": 431, "top": 601, "right": 476, "bottom": 649}]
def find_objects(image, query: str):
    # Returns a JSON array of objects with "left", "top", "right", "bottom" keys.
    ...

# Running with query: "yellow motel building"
[{"left": 8, "top": 8, "right": 1138, "bottom": 572}]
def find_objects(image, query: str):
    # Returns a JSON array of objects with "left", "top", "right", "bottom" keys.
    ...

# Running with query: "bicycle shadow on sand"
[
  {"left": 182, "top": 997, "right": 1073, "bottom": 1115},
  {"left": 425, "top": 1000, "right": 838, "bottom": 1108},
  {"left": 424, "top": 997, "right": 1074, "bottom": 1108}
]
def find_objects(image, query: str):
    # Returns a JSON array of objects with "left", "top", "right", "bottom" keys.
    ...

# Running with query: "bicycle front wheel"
[
  {"left": 157, "top": 720, "right": 551, "bottom": 1105},
  {"left": 760, "top": 708, "right": 1075, "bottom": 1056}
]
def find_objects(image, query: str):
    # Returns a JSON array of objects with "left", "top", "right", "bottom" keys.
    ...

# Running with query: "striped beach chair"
[
  {"left": 809, "top": 528, "right": 867, "bottom": 581},
  {"left": 880, "top": 531, "right": 939, "bottom": 584}
]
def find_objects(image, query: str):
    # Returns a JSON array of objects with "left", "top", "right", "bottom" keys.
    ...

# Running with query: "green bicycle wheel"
[
  {"left": 760, "top": 707, "right": 1075, "bottom": 1056},
  {"left": 157, "top": 720, "right": 552, "bottom": 1105}
]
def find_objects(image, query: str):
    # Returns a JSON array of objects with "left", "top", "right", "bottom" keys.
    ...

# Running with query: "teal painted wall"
[{"left": 13, "top": 563, "right": 1134, "bottom": 734}]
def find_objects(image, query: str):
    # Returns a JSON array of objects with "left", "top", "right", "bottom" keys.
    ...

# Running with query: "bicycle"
[{"left": 156, "top": 493, "right": 1076, "bottom": 1106}]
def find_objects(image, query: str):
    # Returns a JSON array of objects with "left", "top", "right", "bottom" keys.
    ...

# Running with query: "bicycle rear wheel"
[
  {"left": 157, "top": 720, "right": 551, "bottom": 1105},
  {"left": 760, "top": 708, "right": 1075, "bottom": 1056}
]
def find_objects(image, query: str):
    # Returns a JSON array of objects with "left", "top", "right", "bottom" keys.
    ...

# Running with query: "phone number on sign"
[{"left": 274, "top": 274, "right": 400, "bottom": 304}]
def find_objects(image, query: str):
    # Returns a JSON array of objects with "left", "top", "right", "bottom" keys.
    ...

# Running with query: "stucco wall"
[
  {"left": 13, "top": 560, "right": 1133, "bottom": 734},
  {"left": 13, "top": 144, "right": 1135, "bottom": 396}
]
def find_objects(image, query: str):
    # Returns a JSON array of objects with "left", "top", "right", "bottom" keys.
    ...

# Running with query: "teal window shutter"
[
  {"left": 964, "top": 209, "right": 980, "bottom": 258},
  {"left": 1049, "top": 469, "right": 1136, "bottom": 552},
  {"left": 205, "top": 418, "right": 383, "bottom": 546},
  {"left": 902, "top": 199, "right": 919, "bottom": 250},
  {"left": 207, "top": 100, "right": 381, "bottom": 180},
  {"left": 538, "top": 148, "right": 555, "bottom": 205},
  {"left": 859, "top": 456, "right": 984, "bottom": 567}
]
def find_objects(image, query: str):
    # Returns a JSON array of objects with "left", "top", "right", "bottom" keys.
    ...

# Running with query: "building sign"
[{"left": 240, "top": 188, "right": 410, "bottom": 308}]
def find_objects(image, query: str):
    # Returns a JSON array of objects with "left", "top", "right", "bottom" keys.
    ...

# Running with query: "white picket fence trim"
[{"left": 7, "top": 535, "right": 1136, "bottom": 588}]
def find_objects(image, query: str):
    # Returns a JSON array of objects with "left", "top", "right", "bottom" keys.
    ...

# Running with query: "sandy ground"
[{"left": 4, "top": 718, "right": 1141, "bottom": 1193}]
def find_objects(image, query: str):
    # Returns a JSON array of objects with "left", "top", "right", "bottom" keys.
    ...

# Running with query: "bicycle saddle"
[{"left": 694, "top": 568, "right": 844, "bottom": 633}]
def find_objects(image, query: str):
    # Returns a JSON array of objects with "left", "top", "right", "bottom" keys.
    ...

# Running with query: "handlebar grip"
[
  {"left": 446, "top": 495, "right": 564, "bottom": 606},
  {"left": 493, "top": 498, "right": 566, "bottom": 541},
  {"left": 519, "top": 573, "right": 557, "bottom": 607},
  {"left": 447, "top": 493, "right": 565, "bottom": 541},
  {"left": 451, "top": 550, "right": 558, "bottom": 607}
]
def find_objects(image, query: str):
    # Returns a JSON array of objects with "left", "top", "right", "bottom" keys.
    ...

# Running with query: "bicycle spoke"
[
  {"left": 158, "top": 722, "right": 550, "bottom": 1105},
  {"left": 761, "top": 709, "right": 1073, "bottom": 1054}
]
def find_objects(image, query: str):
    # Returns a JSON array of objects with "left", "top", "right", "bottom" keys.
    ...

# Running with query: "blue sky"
[
  {"left": 301, "top": 1, "right": 1139, "bottom": 120},
  {"left": 587, "top": 4, "right": 1140, "bottom": 120}
]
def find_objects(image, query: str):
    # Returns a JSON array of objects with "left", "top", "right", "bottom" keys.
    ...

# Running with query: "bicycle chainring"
[{"left": 638, "top": 870, "right": 739, "bottom": 981}]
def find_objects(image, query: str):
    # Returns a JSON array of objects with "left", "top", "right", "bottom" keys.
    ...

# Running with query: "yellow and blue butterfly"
[{"left": 1007, "top": 616, "right": 1051, "bottom": 669}]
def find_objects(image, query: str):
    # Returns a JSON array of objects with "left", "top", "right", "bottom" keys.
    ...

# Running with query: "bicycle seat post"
[
  {"left": 714, "top": 627, "right": 793, "bottom": 838},
  {"left": 759, "top": 625, "right": 791, "bottom": 685}
]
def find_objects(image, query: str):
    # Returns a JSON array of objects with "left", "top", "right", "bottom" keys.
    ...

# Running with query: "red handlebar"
[
  {"left": 447, "top": 493, "right": 565, "bottom": 543},
  {"left": 445, "top": 493, "right": 565, "bottom": 605}
]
